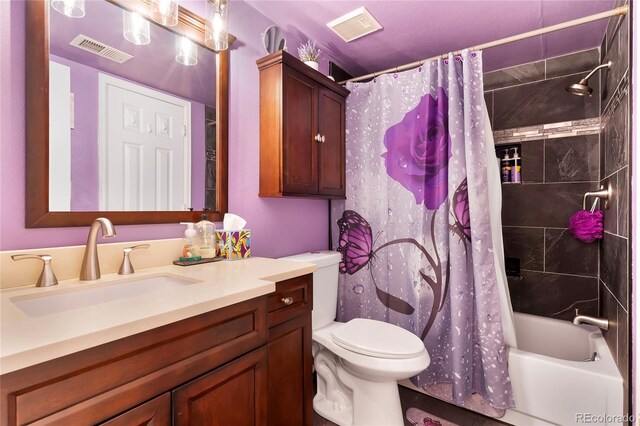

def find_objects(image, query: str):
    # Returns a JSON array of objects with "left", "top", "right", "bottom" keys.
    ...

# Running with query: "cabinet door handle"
[
  {"left": 320, "top": 135, "right": 325, "bottom": 143},
  {"left": 281, "top": 296, "right": 294, "bottom": 305}
]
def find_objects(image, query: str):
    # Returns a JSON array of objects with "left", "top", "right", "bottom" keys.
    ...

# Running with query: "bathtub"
[
  {"left": 401, "top": 312, "right": 624, "bottom": 426},
  {"left": 503, "top": 312, "right": 623, "bottom": 426}
]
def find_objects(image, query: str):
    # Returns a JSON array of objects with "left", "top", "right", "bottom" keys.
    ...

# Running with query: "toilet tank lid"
[{"left": 279, "top": 251, "right": 341, "bottom": 268}]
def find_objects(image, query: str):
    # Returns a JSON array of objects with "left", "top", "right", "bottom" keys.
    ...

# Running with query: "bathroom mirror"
[
  {"left": 262, "top": 25, "right": 286, "bottom": 54},
  {"left": 25, "top": 0, "right": 231, "bottom": 227}
]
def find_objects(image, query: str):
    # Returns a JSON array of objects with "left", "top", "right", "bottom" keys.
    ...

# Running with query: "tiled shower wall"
[
  {"left": 598, "top": 0, "right": 631, "bottom": 405},
  {"left": 484, "top": 48, "right": 602, "bottom": 321}
]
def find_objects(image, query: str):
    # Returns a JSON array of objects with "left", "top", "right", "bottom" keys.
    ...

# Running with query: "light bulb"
[
  {"left": 123, "top": 10, "right": 151, "bottom": 46},
  {"left": 205, "top": 0, "right": 228, "bottom": 51},
  {"left": 152, "top": 0, "right": 179, "bottom": 27},
  {"left": 176, "top": 36, "right": 198, "bottom": 66},
  {"left": 51, "top": 0, "right": 85, "bottom": 18}
]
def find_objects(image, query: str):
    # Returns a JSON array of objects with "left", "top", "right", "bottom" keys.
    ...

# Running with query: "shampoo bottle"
[
  {"left": 196, "top": 214, "right": 216, "bottom": 259},
  {"left": 180, "top": 222, "right": 201, "bottom": 262},
  {"left": 501, "top": 151, "right": 512, "bottom": 183},
  {"left": 511, "top": 147, "right": 522, "bottom": 183}
]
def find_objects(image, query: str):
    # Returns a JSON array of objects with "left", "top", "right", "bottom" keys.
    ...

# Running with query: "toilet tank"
[{"left": 279, "top": 251, "right": 341, "bottom": 330}]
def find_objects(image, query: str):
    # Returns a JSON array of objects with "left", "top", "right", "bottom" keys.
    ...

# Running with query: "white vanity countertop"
[{"left": 0, "top": 257, "right": 316, "bottom": 375}]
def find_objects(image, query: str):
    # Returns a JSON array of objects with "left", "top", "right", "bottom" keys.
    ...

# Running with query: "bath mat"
[
  {"left": 406, "top": 407, "right": 460, "bottom": 426},
  {"left": 421, "top": 383, "right": 505, "bottom": 418}
]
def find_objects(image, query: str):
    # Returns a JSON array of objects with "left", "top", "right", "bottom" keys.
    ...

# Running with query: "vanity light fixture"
[
  {"left": 51, "top": 0, "right": 85, "bottom": 18},
  {"left": 176, "top": 36, "right": 198, "bottom": 66},
  {"left": 205, "top": 0, "right": 229, "bottom": 51},
  {"left": 151, "top": 0, "right": 179, "bottom": 27},
  {"left": 123, "top": 10, "right": 151, "bottom": 46}
]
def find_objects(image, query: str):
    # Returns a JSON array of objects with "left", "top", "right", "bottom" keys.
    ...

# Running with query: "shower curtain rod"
[{"left": 340, "top": 5, "right": 629, "bottom": 84}]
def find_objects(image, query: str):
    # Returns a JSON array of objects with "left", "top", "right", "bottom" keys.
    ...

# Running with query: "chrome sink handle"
[
  {"left": 11, "top": 254, "right": 58, "bottom": 287},
  {"left": 118, "top": 244, "right": 150, "bottom": 275}
]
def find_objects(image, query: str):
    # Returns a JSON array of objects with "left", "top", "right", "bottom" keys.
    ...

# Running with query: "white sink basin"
[{"left": 11, "top": 274, "right": 202, "bottom": 317}]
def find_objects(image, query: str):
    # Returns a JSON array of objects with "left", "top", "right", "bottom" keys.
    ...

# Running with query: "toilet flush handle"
[{"left": 281, "top": 297, "right": 294, "bottom": 305}]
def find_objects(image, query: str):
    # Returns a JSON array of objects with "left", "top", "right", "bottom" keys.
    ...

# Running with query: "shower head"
[
  {"left": 566, "top": 80, "right": 593, "bottom": 96},
  {"left": 565, "top": 61, "right": 612, "bottom": 97}
]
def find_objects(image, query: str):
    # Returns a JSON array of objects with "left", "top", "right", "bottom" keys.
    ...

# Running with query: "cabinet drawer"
[
  {"left": 267, "top": 274, "right": 312, "bottom": 326},
  {"left": 100, "top": 393, "right": 170, "bottom": 426}
]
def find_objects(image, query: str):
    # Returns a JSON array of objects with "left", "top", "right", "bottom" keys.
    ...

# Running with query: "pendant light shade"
[
  {"left": 205, "top": 0, "right": 229, "bottom": 51},
  {"left": 152, "top": 0, "right": 179, "bottom": 27},
  {"left": 51, "top": 0, "right": 85, "bottom": 18},
  {"left": 176, "top": 36, "right": 198, "bottom": 66},
  {"left": 123, "top": 10, "right": 151, "bottom": 45}
]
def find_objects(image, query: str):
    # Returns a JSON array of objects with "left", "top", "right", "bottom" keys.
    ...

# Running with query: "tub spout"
[{"left": 572, "top": 315, "right": 609, "bottom": 330}]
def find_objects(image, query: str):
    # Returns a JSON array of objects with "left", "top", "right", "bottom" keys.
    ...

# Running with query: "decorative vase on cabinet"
[{"left": 257, "top": 50, "right": 349, "bottom": 199}]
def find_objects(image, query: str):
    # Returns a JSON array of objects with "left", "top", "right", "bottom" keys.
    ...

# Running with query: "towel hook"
[{"left": 583, "top": 182, "right": 612, "bottom": 210}]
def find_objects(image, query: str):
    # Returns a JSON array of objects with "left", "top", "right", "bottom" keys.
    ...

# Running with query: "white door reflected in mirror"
[{"left": 99, "top": 74, "right": 191, "bottom": 211}]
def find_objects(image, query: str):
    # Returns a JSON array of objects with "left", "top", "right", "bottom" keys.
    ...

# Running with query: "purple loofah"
[{"left": 568, "top": 209, "right": 604, "bottom": 243}]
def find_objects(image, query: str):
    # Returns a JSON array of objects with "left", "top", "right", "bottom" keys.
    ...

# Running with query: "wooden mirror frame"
[{"left": 25, "top": 0, "right": 229, "bottom": 227}]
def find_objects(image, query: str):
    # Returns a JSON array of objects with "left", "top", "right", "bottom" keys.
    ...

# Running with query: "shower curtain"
[{"left": 331, "top": 50, "right": 515, "bottom": 410}]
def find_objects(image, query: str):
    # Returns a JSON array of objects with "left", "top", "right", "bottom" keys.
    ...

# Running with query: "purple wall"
[
  {"left": 50, "top": 54, "right": 205, "bottom": 211},
  {"left": 0, "top": 0, "right": 329, "bottom": 257}
]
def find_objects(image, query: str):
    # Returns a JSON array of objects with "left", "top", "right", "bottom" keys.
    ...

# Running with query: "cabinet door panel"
[
  {"left": 173, "top": 347, "right": 268, "bottom": 426},
  {"left": 268, "top": 315, "right": 313, "bottom": 426},
  {"left": 318, "top": 87, "right": 345, "bottom": 196},
  {"left": 282, "top": 68, "right": 318, "bottom": 194}
]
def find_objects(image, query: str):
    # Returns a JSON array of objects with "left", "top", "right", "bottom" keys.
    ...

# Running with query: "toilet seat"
[{"left": 331, "top": 318, "right": 426, "bottom": 359}]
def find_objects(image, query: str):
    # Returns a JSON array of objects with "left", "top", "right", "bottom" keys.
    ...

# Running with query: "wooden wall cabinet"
[
  {"left": 0, "top": 274, "right": 314, "bottom": 426},
  {"left": 257, "top": 51, "right": 349, "bottom": 199}
]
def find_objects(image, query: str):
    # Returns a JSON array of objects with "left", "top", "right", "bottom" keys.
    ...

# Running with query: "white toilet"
[{"left": 280, "top": 251, "right": 430, "bottom": 426}]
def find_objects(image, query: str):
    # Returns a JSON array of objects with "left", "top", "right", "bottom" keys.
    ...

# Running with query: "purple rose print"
[
  {"left": 451, "top": 178, "right": 471, "bottom": 242},
  {"left": 382, "top": 88, "right": 452, "bottom": 210}
]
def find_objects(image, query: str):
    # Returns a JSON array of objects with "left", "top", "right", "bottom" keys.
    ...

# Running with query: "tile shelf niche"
[{"left": 495, "top": 143, "right": 523, "bottom": 185}]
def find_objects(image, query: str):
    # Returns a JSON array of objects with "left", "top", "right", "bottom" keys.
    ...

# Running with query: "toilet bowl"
[{"left": 279, "top": 251, "right": 430, "bottom": 426}]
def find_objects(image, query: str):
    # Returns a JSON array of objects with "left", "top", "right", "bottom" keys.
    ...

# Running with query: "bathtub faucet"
[{"left": 572, "top": 315, "right": 609, "bottom": 331}]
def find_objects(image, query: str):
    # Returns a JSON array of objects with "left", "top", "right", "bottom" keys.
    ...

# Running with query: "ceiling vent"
[
  {"left": 69, "top": 35, "right": 133, "bottom": 64},
  {"left": 327, "top": 7, "right": 382, "bottom": 43}
]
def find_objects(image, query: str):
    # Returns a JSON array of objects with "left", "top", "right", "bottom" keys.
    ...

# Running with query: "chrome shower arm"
[{"left": 581, "top": 61, "right": 612, "bottom": 83}]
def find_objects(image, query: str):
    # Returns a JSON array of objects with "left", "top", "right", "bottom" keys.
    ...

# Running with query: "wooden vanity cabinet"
[
  {"left": 257, "top": 50, "right": 349, "bottom": 199},
  {"left": 0, "top": 274, "right": 314, "bottom": 426}
]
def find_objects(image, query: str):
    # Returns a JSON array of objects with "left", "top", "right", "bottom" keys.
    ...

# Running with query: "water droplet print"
[
  {"left": 397, "top": 157, "right": 409, "bottom": 169},
  {"left": 352, "top": 284, "right": 364, "bottom": 294}
]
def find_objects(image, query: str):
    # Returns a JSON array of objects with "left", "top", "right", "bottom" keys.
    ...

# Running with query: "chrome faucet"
[
  {"left": 573, "top": 315, "right": 609, "bottom": 331},
  {"left": 80, "top": 218, "right": 116, "bottom": 281}
]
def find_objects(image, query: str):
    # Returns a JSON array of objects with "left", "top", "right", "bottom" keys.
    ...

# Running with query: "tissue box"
[{"left": 216, "top": 229, "right": 251, "bottom": 260}]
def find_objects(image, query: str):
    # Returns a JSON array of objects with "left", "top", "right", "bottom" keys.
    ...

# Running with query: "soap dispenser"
[
  {"left": 180, "top": 222, "right": 201, "bottom": 262},
  {"left": 501, "top": 150, "right": 512, "bottom": 183},
  {"left": 511, "top": 147, "right": 521, "bottom": 183},
  {"left": 196, "top": 214, "right": 217, "bottom": 259}
]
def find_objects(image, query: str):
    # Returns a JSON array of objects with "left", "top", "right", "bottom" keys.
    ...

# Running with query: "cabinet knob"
[
  {"left": 320, "top": 135, "right": 325, "bottom": 143},
  {"left": 281, "top": 296, "right": 294, "bottom": 305},
  {"left": 314, "top": 133, "right": 321, "bottom": 142}
]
